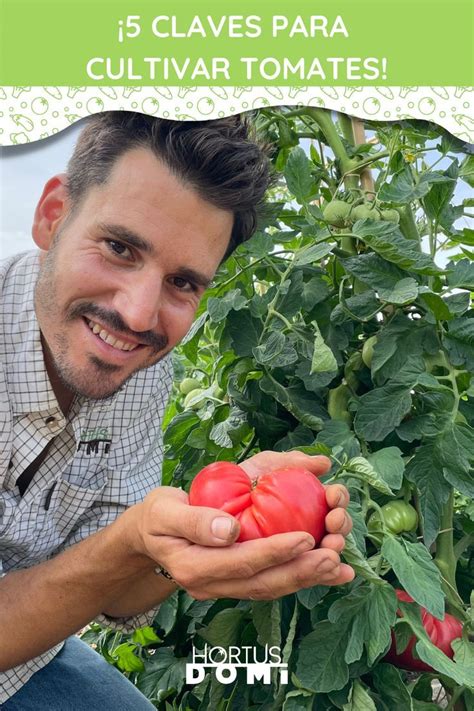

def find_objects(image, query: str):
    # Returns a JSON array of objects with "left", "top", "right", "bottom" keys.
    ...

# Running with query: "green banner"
[{"left": 1, "top": 0, "right": 472, "bottom": 86}]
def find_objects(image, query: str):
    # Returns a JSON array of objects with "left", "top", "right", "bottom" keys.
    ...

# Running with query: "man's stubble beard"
[{"left": 34, "top": 245, "right": 169, "bottom": 402}]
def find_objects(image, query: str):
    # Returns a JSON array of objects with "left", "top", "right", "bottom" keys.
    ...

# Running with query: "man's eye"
[
  {"left": 172, "top": 276, "right": 196, "bottom": 292},
  {"left": 107, "top": 240, "right": 131, "bottom": 258}
]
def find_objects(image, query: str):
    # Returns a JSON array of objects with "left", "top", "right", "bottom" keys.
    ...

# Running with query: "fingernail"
[
  {"left": 341, "top": 512, "right": 350, "bottom": 529},
  {"left": 211, "top": 516, "right": 234, "bottom": 540}
]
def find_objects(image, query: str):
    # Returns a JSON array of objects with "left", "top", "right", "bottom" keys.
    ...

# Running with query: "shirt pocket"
[{"left": 26, "top": 475, "right": 107, "bottom": 564}]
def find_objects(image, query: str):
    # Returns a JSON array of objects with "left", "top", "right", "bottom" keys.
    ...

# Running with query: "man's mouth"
[{"left": 86, "top": 318, "right": 141, "bottom": 352}]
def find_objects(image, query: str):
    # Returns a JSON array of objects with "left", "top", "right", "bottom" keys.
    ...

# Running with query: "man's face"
[{"left": 34, "top": 148, "right": 233, "bottom": 402}]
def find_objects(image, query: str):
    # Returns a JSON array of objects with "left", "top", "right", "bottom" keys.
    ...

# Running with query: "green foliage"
[{"left": 82, "top": 109, "right": 474, "bottom": 709}]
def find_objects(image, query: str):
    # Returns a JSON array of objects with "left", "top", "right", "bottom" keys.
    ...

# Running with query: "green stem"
[
  {"left": 306, "top": 108, "right": 359, "bottom": 190},
  {"left": 268, "top": 309, "right": 292, "bottom": 330},
  {"left": 338, "top": 113, "right": 355, "bottom": 145},
  {"left": 361, "top": 482, "right": 370, "bottom": 517},
  {"left": 237, "top": 434, "right": 258, "bottom": 464},
  {"left": 355, "top": 150, "right": 391, "bottom": 171},
  {"left": 439, "top": 350, "right": 461, "bottom": 419},
  {"left": 214, "top": 251, "right": 290, "bottom": 295},
  {"left": 340, "top": 230, "right": 357, "bottom": 256},
  {"left": 257, "top": 259, "right": 295, "bottom": 345},
  {"left": 434, "top": 490, "right": 466, "bottom": 619}
]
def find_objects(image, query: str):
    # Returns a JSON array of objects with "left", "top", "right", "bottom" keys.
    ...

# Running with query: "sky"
[{"left": 0, "top": 120, "right": 83, "bottom": 259}]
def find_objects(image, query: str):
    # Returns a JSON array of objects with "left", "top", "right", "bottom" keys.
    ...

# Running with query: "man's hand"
[{"left": 130, "top": 452, "right": 354, "bottom": 601}]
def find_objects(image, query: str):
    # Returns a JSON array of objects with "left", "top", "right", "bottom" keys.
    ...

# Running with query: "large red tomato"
[
  {"left": 188, "top": 462, "right": 329, "bottom": 544},
  {"left": 385, "top": 590, "right": 463, "bottom": 672}
]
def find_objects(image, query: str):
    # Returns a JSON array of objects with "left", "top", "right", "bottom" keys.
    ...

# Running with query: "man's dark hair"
[{"left": 66, "top": 111, "right": 272, "bottom": 257}]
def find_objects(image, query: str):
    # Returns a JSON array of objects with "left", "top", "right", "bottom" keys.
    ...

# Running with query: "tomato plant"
[
  {"left": 84, "top": 109, "right": 474, "bottom": 709},
  {"left": 189, "top": 461, "right": 329, "bottom": 543}
]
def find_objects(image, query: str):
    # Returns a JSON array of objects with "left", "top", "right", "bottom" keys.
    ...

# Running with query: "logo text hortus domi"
[{"left": 186, "top": 644, "right": 288, "bottom": 685}]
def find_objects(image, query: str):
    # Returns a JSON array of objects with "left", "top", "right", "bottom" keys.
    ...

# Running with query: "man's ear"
[{"left": 32, "top": 173, "right": 71, "bottom": 251}]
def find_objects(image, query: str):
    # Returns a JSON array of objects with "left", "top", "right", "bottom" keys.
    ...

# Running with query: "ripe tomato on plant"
[
  {"left": 188, "top": 461, "right": 329, "bottom": 544},
  {"left": 385, "top": 590, "right": 463, "bottom": 672}
]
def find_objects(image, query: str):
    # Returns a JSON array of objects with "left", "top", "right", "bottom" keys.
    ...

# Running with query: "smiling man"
[
  {"left": 0, "top": 112, "right": 353, "bottom": 709},
  {"left": 33, "top": 145, "right": 232, "bottom": 409}
]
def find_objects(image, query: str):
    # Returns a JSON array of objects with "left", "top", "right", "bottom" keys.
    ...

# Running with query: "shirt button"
[{"left": 45, "top": 416, "right": 57, "bottom": 428}]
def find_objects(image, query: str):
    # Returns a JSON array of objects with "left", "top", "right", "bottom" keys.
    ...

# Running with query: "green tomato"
[
  {"left": 381, "top": 209, "right": 400, "bottom": 224},
  {"left": 368, "top": 500, "right": 418, "bottom": 536},
  {"left": 327, "top": 384, "right": 352, "bottom": 425},
  {"left": 179, "top": 377, "right": 202, "bottom": 395},
  {"left": 351, "top": 204, "right": 381, "bottom": 221},
  {"left": 183, "top": 388, "right": 207, "bottom": 410},
  {"left": 323, "top": 200, "right": 351, "bottom": 227},
  {"left": 362, "top": 335, "right": 378, "bottom": 368}
]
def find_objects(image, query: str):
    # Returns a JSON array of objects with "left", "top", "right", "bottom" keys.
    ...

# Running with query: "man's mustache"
[{"left": 68, "top": 302, "right": 168, "bottom": 352}]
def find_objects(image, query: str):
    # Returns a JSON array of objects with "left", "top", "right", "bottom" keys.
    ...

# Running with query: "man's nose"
[{"left": 112, "top": 273, "right": 162, "bottom": 334}]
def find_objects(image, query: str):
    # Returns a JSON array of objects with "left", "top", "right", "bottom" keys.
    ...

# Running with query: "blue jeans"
[{"left": 2, "top": 636, "right": 155, "bottom": 710}]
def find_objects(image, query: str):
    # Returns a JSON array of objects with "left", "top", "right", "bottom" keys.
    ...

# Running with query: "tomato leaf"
[
  {"left": 372, "top": 664, "right": 414, "bottom": 710},
  {"left": 310, "top": 322, "right": 338, "bottom": 374},
  {"left": 296, "top": 585, "right": 329, "bottom": 610},
  {"left": 342, "top": 680, "right": 377, "bottom": 711},
  {"left": 340, "top": 253, "right": 409, "bottom": 291},
  {"left": 251, "top": 600, "right": 281, "bottom": 649},
  {"left": 295, "top": 620, "right": 350, "bottom": 693},
  {"left": 327, "top": 582, "right": 397, "bottom": 665},
  {"left": 381, "top": 538, "right": 444, "bottom": 618},
  {"left": 435, "top": 423, "right": 474, "bottom": 498},
  {"left": 253, "top": 332, "right": 298, "bottom": 368},
  {"left": 442, "top": 318, "right": 474, "bottom": 371},
  {"left": 378, "top": 168, "right": 452, "bottom": 204},
  {"left": 341, "top": 534, "right": 382, "bottom": 584},
  {"left": 294, "top": 241, "right": 333, "bottom": 266},
  {"left": 282, "top": 690, "right": 314, "bottom": 710},
  {"left": 224, "top": 309, "right": 262, "bottom": 357},
  {"left": 352, "top": 220, "right": 442, "bottom": 275},
  {"left": 301, "top": 275, "right": 330, "bottom": 309},
  {"left": 135, "top": 648, "right": 188, "bottom": 698},
  {"left": 354, "top": 384, "right": 412, "bottom": 442},
  {"left": 207, "top": 289, "right": 247, "bottom": 323},
  {"left": 405, "top": 444, "right": 451, "bottom": 547},
  {"left": 110, "top": 642, "right": 145, "bottom": 672},
  {"left": 378, "top": 277, "right": 419, "bottom": 305},
  {"left": 344, "top": 456, "right": 393, "bottom": 495},
  {"left": 197, "top": 608, "right": 246, "bottom": 647},
  {"left": 367, "top": 447, "right": 405, "bottom": 491},
  {"left": 446, "top": 258, "right": 474, "bottom": 290},
  {"left": 259, "top": 376, "right": 326, "bottom": 430},
  {"left": 131, "top": 626, "right": 161, "bottom": 647},
  {"left": 284, "top": 146, "right": 315, "bottom": 203}
]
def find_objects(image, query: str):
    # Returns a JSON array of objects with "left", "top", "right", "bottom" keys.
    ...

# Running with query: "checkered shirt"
[{"left": 0, "top": 250, "right": 173, "bottom": 703}]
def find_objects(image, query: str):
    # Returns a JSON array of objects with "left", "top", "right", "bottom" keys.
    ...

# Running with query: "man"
[{"left": 0, "top": 112, "right": 353, "bottom": 709}]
